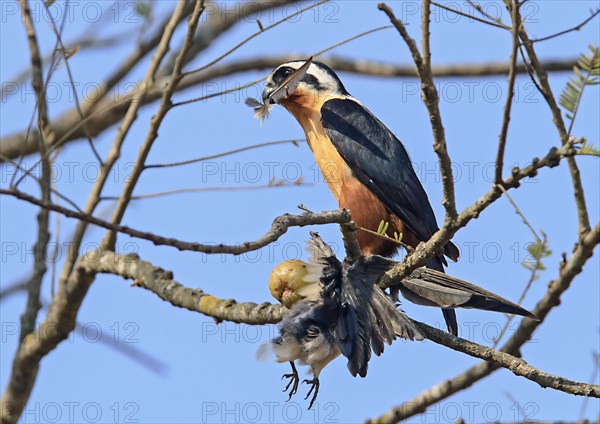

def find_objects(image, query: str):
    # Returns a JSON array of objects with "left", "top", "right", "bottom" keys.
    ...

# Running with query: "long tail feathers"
[
  {"left": 426, "top": 255, "right": 459, "bottom": 336},
  {"left": 404, "top": 268, "right": 539, "bottom": 320}
]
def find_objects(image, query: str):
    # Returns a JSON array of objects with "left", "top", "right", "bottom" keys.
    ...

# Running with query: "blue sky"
[{"left": 1, "top": 1, "right": 599, "bottom": 422}]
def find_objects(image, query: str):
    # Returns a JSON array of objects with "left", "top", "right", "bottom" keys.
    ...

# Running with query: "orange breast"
[
  {"left": 280, "top": 89, "right": 419, "bottom": 257},
  {"left": 281, "top": 90, "right": 352, "bottom": 199}
]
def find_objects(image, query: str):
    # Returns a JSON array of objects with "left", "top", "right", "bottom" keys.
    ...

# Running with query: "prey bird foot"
[
  {"left": 281, "top": 367, "right": 299, "bottom": 401},
  {"left": 302, "top": 378, "right": 320, "bottom": 410}
]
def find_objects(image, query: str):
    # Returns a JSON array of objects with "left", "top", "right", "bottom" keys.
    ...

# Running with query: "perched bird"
[
  {"left": 254, "top": 58, "right": 463, "bottom": 335},
  {"left": 259, "top": 233, "right": 424, "bottom": 409},
  {"left": 262, "top": 234, "right": 538, "bottom": 407}
]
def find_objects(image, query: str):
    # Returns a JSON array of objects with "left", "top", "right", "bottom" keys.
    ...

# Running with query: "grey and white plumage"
[
  {"left": 259, "top": 233, "right": 423, "bottom": 408},
  {"left": 261, "top": 234, "right": 537, "bottom": 407}
]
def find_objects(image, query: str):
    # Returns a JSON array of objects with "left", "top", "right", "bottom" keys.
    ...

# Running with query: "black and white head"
[{"left": 262, "top": 60, "right": 350, "bottom": 105}]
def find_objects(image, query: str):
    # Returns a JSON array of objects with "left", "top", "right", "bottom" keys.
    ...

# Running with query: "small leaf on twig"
[
  {"left": 377, "top": 220, "right": 389, "bottom": 236},
  {"left": 559, "top": 45, "right": 599, "bottom": 134}
]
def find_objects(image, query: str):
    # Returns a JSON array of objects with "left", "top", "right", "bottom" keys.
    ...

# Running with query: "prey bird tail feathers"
[{"left": 307, "top": 232, "right": 423, "bottom": 378}]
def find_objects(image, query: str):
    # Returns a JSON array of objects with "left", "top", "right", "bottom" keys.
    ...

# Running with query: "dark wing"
[
  {"left": 337, "top": 256, "right": 423, "bottom": 378},
  {"left": 321, "top": 98, "right": 441, "bottom": 252},
  {"left": 401, "top": 268, "right": 539, "bottom": 319}
]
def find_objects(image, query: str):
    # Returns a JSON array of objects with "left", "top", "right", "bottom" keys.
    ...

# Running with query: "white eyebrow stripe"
[{"left": 267, "top": 62, "right": 344, "bottom": 96}]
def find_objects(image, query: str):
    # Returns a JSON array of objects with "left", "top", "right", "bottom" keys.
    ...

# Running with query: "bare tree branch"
[
  {"left": 88, "top": 251, "right": 287, "bottom": 324},
  {"left": 530, "top": 8, "right": 600, "bottom": 43},
  {"left": 431, "top": 1, "right": 510, "bottom": 30},
  {"left": 416, "top": 322, "right": 600, "bottom": 397},
  {"left": 379, "top": 2, "right": 457, "bottom": 221},
  {"left": 376, "top": 142, "right": 576, "bottom": 292},
  {"left": 99, "top": 182, "right": 314, "bottom": 201},
  {"left": 9, "top": 246, "right": 595, "bottom": 421},
  {"left": 0, "top": 281, "right": 28, "bottom": 301},
  {"left": 16, "top": 0, "right": 52, "bottom": 344},
  {"left": 0, "top": 189, "right": 352, "bottom": 255},
  {"left": 0, "top": 56, "right": 578, "bottom": 162},
  {"left": 516, "top": 11, "right": 591, "bottom": 238},
  {"left": 1, "top": 28, "right": 138, "bottom": 100},
  {"left": 85, "top": 2, "right": 195, "bottom": 110},
  {"left": 183, "top": 0, "right": 330, "bottom": 77},
  {"left": 368, "top": 221, "right": 600, "bottom": 423},
  {"left": 144, "top": 139, "right": 305, "bottom": 169},
  {"left": 495, "top": 1, "right": 521, "bottom": 184},
  {"left": 57, "top": 0, "right": 192, "bottom": 290},
  {"left": 101, "top": 0, "right": 207, "bottom": 250}
]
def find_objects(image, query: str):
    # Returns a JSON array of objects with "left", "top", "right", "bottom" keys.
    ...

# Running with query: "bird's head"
[
  {"left": 267, "top": 233, "right": 342, "bottom": 308},
  {"left": 263, "top": 60, "right": 349, "bottom": 118}
]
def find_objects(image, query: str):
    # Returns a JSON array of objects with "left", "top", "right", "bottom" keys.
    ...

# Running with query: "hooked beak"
[
  {"left": 262, "top": 83, "right": 276, "bottom": 104},
  {"left": 262, "top": 56, "right": 313, "bottom": 105}
]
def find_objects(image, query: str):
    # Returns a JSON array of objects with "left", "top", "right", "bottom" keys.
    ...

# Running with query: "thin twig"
[
  {"left": 40, "top": 1, "right": 103, "bottom": 164},
  {"left": 376, "top": 141, "right": 576, "bottom": 291},
  {"left": 466, "top": 0, "right": 507, "bottom": 26},
  {"left": 17, "top": 0, "right": 52, "bottom": 342},
  {"left": 83, "top": 249, "right": 600, "bottom": 398},
  {"left": 516, "top": 12, "right": 591, "bottom": 238},
  {"left": 431, "top": 1, "right": 510, "bottom": 30},
  {"left": 368, "top": 222, "right": 600, "bottom": 423},
  {"left": 56, "top": 0, "right": 192, "bottom": 314},
  {"left": 495, "top": 1, "right": 521, "bottom": 184},
  {"left": 98, "top": 182, "right": 314, "bottom": 201},
  {"left": 311, "top": 25, "right": 392, "bottom": 57},
  {"left": 498, "top": 184, "right": 541, "bottom": 241},
  {"left": 101, "top": 0, "right": 207, "bottom": 250},
  {"left": 183, "top": 0, "right": 330, "bottom": 77},
  {"left": 1, "top": 56, "right": 578, "bottom": 162},
  {"left": 0, "top": 281, "right": 28, "bottom": 301},
  {"left": 530, "top": 9, "right": 600, "bottom": 43},
  {"left": 356, "top": 226, "right": 414, "bottom": 254},
  {"left": 0, "top": 154, "right": 83, "bottom": 212},
  {"left": 0, "top": 189, "right": 351, "bottom": 255},
  {"left": 492, "top": 232, "right": 547, "bottom": 349},
  {"left": 173, "top": 24, "right": 394, "bottom": 108},
  {"left": 145, "top": 139, "right": 305, "bottom": 169},
  {"left": 172, "top": 76, "right": 266, "bottom": 107},
  {"left": 379, "top": 2, "right": 457, "bottom": 221}
]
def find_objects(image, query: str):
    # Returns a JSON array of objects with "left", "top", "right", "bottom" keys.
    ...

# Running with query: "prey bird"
[
  {"left": 262, "top": 234, "right": 537, "bottom": 408},
  {"left": 259, "top": 232, "right": 424, "bottom": 409},
  {"left": 250, "top": 58, "right": 463, "bottom": 335}
]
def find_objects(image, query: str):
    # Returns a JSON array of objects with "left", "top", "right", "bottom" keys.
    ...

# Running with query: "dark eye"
[{"left": 282, "top": 68, "right": 293, "bottom": 77}]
